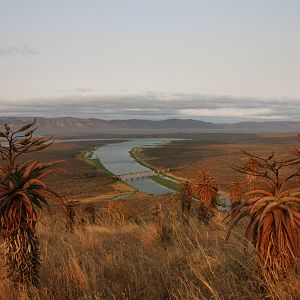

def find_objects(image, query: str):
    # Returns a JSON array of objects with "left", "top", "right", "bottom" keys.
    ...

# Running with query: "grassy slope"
[
  {"left": 150, "top": 176, "right": 180, "bottom": 192},
  {"left": 81, "top": 150, "right": 115, "bottom": 176},
  {"left": 1, "top": 194, "right": 299, "bottom": 300},
  {"left": 1, "top": 136, "right": 300, "bottom": 299}
]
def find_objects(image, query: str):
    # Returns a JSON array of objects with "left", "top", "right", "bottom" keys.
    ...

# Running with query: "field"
[
  {"left": 138, "top": 132, "right": 299, "bottom": 191},
  {"left": 22, "top": 140, "right": 135, "bottom": 200},
  {"left": 1, "top": 132, "right": 300, "bottom": 299}
]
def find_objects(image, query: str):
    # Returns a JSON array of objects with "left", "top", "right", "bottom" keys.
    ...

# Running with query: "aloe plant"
[
  {"left": 193, "top": 170, "right": 218, "bottom": 224},
  {"left": 194, "top": 170, "right": 218, "bottom": 206},
  {"left": 229, "top": 181, "right": 244, "bottom": 207},
  {"left": 179, "top": 181, "right": 193, "bottom": 224},
  {"left": 227, "top": 150, "right": 300, "bottom": 278},
  {"left": 0, "top": 121, "right": 63, "bottom": 284}
]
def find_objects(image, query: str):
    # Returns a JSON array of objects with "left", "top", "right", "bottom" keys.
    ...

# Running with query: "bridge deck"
[{"left": 117, "top": 170, "right": 159, "bottom": 180}]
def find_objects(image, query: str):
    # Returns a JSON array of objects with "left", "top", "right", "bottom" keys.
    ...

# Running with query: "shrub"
[{"left": 64, "top": 200, "right": 79, "bottom": 232}]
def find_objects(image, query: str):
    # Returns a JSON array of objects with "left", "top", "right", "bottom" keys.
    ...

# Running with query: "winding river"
[
  {"left": 93, "top": 138, "right": 175, "bottom": 195},
  {"left": 58, "top": 137, "right": 231, "bottom": 207},
  {"left": 57, "top": 137, "right": 176, "bottom": 194}
]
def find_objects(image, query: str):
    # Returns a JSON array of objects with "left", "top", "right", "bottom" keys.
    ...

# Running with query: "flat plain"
[{"left": 139, "top": 132, "right": 298, "bottom": 190}]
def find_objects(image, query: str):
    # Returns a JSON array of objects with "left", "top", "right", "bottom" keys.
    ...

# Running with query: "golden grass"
[
  {"left": 0, "top": 203, "right": 299, "bottom": 300},
  {"left": 73, "top": 182, "right": 136, "bottom": 203}
]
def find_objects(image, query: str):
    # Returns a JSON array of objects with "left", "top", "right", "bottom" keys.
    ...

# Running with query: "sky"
[{"left": 1, "top": 0, "right": 300, "bottom": 122}]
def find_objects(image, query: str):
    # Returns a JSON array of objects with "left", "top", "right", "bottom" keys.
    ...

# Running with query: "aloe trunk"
[{"left": 4, "top": 223, "right": 40, "bottom": 285}]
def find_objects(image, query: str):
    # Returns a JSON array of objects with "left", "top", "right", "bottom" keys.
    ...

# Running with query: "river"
[
  {"left": 1, "top": 137, "right": 176, "bottom": 195},
  {"left": 92, "top": 138, "right": 175, "bottom": 195},
  {"left": 61, "top": 137, "right": 231, "bottom": 206}
]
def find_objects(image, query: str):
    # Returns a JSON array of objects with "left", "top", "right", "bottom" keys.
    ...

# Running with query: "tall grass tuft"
[
  {"left": 64, "top": 200, "right": 79, "bottom": 233},
  {"left": 84, "top": 204, "right": 96, "bottom": 225}
]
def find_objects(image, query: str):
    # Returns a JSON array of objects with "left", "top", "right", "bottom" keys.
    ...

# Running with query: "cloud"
[
  {"left": 57, "top": 88, "right": 94, "bottom": 94},
  {"left": 76, "top": 88, "right": 93, "bottom": 94},
  {"left": 178, "top": 108, "right": 274, "bottom": 118},
  {"left": 0, "top": 45, "right": 37, "bottom": 57},
  {"left": 0, "top": 93, "right": 300, "bottom": 122}
]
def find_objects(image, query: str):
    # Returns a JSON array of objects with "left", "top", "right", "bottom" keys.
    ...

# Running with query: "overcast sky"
[{"left": 1, "top": 1, "right": 300, "bottom": 122}]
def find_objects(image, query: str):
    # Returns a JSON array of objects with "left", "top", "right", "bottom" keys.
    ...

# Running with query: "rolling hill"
[{"left": 0, "top": 117, "right": 299, "bottom": 133}]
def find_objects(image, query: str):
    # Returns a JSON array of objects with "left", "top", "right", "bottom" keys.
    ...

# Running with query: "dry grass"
[
  {"left": 0, "top": 195, "right": 299, "bottom": 300},
  {"left": 1, "top": 132, "right": 300, "bottom": 299},
  {"left": 139, "top": 132, "right": 298, "bottom": 191}
]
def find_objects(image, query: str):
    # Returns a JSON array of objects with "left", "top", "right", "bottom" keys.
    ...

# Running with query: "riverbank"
[
  {"left": 79, "top": 148, "right": 137, "bottom": 200},
  {"left": 129, "top": 147, "right": 182, "bottom": 191},
  {"left": 81, "top": 142, "right": 230, "bottom": 206},
  {"left": 81, "top": 143, "right": 180, "bottom": 194},
  {"left": 81, "top": 149, "right": 115, "bottom": 176},
  {"left": 20, "top": 141, "right": 133, "bottom": 201},
  {"left": 130, "top": 145, "right": 232, "bottom": 207},
  {"left": 149, "top": 176, "right": 180, "bottom": 192},
  {"left": 92, "top": 139, "right": 176, "bottom": 195}
]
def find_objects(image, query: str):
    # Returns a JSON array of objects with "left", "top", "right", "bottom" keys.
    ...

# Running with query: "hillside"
[{"left": 0, "top": 117, "right": 300, "bottom": 133}]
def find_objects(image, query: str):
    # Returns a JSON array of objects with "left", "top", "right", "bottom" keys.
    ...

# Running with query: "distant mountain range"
[{"left": 0, "top": 117, "right": 300, "bottom": 133}]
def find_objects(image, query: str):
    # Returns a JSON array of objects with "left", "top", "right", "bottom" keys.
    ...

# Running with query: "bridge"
[{"left": 117, "top": 170, "right": 160, "bottom": 181}]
